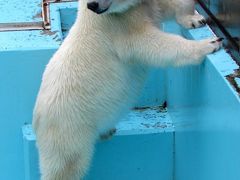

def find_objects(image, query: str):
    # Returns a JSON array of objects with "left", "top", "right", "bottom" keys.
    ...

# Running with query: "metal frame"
[
  {"left": 197, "top": 0, "right": 240, "bottom": 64},
  {"left": 0, "top": 0, "right": 77, "bottom": 32}
]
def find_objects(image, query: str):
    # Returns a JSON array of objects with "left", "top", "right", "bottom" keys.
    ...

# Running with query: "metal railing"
[
  {"left": 197, "top": 0, "right": 240, "bottom": 62},
  {"left": 0, "top": 0, "right": 77, "bottom": 32}
]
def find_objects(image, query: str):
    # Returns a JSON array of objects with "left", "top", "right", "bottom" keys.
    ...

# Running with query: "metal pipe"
[{"left": 0, "top": 0, "right": 77, "bottom": 32}]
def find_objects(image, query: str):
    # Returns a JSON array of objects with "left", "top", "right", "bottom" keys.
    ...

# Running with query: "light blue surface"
[
  {"left": 235, "top": 77, "right": 240, "bottom": 87},
  {"left": 22, "top": 107, "right": 174, "bottom": 139},
  {"left": 0, "top": 49, "right": 55, "bottom": 180},
  {"left": 86, "top": 133, "right": 174, "bottom": 180},
  {"left": 0, "top": 0, "right": 42, "bottom": 23},
  {"left": 1, "top": 1, "right": 240, "bottom": 180},
  {"left": 24, "top": 134, "right": 174, "bottom": 180},
  {"left": 168, "top": 22, "right": 240, "bottom": 180}
]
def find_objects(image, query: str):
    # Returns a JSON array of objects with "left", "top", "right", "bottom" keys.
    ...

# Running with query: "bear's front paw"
[
  {"left": 201, "top": 37, "right": 223, "bottom": 54},
  {"left": 192, "top": 37, "right": 223, "bottom": 65},
  {"left": 178, "top": 14, "right": 206, "bottom": 29}
]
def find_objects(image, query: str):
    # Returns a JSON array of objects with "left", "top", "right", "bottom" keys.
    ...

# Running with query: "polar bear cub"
[{"left": 33, "top": 0, "right": 222, "bottom": 179}]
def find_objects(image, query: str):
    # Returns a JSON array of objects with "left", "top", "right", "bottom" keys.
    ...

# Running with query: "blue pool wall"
[
  {"left": 1, "top": 1, "right": 240, "bottom": 180},
  {"left": 167, "top": 24, "right": 240, "bottom": 179},
  {"left": 0, "top": 50, "right": 54, "bottom": 179}
]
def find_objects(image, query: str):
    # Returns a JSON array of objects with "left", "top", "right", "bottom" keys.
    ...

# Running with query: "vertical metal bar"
[
  {"left": 197, "top": 0, "right": 239, "bottom": 52},
  {"left": 42, "top": 0, "right": 51, "bottom": 29}
]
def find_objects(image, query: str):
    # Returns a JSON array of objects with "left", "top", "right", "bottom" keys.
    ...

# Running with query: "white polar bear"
[{"left": 33, "top": 0, "right": 222, "bottom": 179}]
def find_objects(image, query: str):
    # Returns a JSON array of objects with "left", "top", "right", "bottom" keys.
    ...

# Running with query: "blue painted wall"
[
  {"left": 1, "top": 1, "right": 240, "bottom": 180},
  {"left": 24, "top": 133, "right": 174, "bottom": 180},
  {"left": 168, "top": 25, "right": 240, "bottom": 180},
  {"left": 0, "top": 50, "right": 55, "bottom": 179}
]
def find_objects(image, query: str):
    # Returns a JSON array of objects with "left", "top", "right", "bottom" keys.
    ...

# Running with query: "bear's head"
[{"left": 86, "top": 0, "right": 141, "bottom": 14}]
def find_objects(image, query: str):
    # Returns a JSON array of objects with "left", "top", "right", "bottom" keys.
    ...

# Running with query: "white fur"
[{"left": 33, "top": 0, "right": 222, "bottom": 179}]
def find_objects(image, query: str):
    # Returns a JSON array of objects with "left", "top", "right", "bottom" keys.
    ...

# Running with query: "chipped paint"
[
  {"left": 22, "top": 124, "right": 36, "bottom": 141},
  {"left": 117, "top": 106, "right": 174, "bottom": 135},
  {"left": 133, "top": 103, "right": 167, "bottom": 113},
  {"left": 141, "top": 122, "right": 168, "bottom": 129},
  {"left": 32, "top": 12, "right": 42, "bottom": 19},
  {"left": 226, "top": 69, "right": 240, "bottom": 94},
  {"left": 22, "top": 107, "right": 174, "bottom": 140},
  {"left": 52, "top": 34, "right": 58, "bottom": 39},
  {"left": 40, "top": 30, "right": 58, "bottom": 36},
  {"left": 56, "top": 38, "right": 62, "bottom": 42},
  {"left": 133, "top": 106, "right": 151, "bottom": 112}
]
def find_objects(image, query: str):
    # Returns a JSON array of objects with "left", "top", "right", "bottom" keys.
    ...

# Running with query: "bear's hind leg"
[
  {"left": 40, "top": 156, "right": 85, "bottom": 180},
  {"left": 37, "top": 125, "right": 96, "bottom": 180}
]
